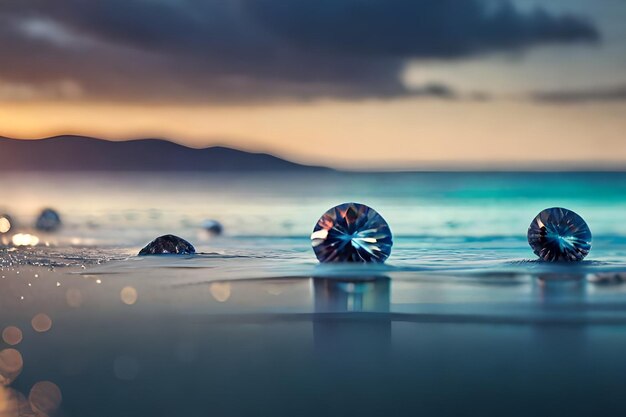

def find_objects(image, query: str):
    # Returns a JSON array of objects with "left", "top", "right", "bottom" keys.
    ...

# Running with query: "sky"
[{"left": 0, "top": 0, "right": 625, "bottom": 169}]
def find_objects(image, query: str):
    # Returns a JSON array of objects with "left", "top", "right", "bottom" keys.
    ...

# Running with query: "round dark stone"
[
  {"left": 138, "top": 234, "right": 196, "bottom": 256},
  {"left": 202, "top": 220, "right": 223, "bottom": 235},
  {"left": 35, "top": 208, "right": 62, "bottom": 232},
  {"left": 527, "top": 207, "right": 592, "bottom": 262}
]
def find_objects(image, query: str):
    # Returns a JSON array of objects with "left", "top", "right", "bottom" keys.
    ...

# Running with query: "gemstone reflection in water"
[
  {"left": 311, "top": 203, "right": 392, "bottom": 263},
  {"left": 527, "top": 207, "right": 592, "bottom": 262}
]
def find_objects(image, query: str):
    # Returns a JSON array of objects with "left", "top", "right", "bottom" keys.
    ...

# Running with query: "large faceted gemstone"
[
  {"left": 527, "top": 207, "right": 591, "bottom": 262},
  {"left": 311, "top": 203, "right": 392, "bottom": 263}
]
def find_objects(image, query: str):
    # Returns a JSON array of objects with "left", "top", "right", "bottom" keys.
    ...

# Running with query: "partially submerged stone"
[
  {"left": 527, "top": 207, "right": 591, "bottom": 262},
  {"left": 35, "top": 208, "right": 62, "bottom": 232},
  {"left": 202, "top": 219, "right": 223, "bottom": 236},
  {"left": 138, "top": 234, "right": 196, "bottom": 256},
  {"left": 311, "top": 202, "right": 393, "bottom": 263}
]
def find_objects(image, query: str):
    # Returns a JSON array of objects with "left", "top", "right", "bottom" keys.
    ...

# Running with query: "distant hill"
[{"left": 0, "top": 136, "right": 330, "bottom": 172}]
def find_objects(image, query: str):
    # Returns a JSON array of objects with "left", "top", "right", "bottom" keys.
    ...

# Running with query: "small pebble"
[
  {"left": 35, "top": 208, "right": 62, "bottom": 232},
  {"left": 202, "top": 220, "right": 223, "bottom": 236}
]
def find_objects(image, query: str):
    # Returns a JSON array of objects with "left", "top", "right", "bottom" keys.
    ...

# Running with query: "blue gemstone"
[
  {"left": 202, "top": 219, "right": 223, "bottom": 236},
  {"left": 35, "top": 208, "right": 62, "bottom": 232},
  {"left": 527, "top": 207, "right": 591, "bottom": 262},
  {"left": 311, "top": 203, "right": 392, "bottom": 263}
]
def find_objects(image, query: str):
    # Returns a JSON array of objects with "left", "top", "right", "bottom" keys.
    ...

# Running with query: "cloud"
[
  {"left": 0, "top": 79, "right": 83, "bottom": 101},
  {"left": 246, "top": 0, "right": 599, "bottom": 58},
  {"left": 533, "top": 85, "right": 626, "bottom": 104},
  {"left": 0, "top": 0, "right": 600, "bottom": 103},
  {"left": 17, "top": 17, "right": 90, "bottom": 48}
]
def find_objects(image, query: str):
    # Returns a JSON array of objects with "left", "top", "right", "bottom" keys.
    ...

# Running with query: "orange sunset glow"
[{"left": 1, "top": 0, "right": 625, "bottom": 169}]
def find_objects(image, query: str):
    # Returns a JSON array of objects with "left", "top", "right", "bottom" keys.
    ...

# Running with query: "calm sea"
[
  {"left": 2, "top": 171, "right": 626, "bottom": 268},
  {"left": 2, "top": 171, "right": 626, "bottom": 417}
]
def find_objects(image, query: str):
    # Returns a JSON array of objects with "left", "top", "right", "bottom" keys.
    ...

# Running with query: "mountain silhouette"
[{"left": 0, "top": 136, "right": 330, "bottom": 172}]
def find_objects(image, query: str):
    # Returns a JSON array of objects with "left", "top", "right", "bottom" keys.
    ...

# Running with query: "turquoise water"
[
  {"left": 2, "top": 170, "right": 626, "bottom": 242},
  {"left": 2, "top": 172, "right": 626, "bottom": 416}
]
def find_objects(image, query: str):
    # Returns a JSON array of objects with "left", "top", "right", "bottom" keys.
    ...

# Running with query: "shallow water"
[{"left": 2, "top": 172, "right": 626, "bottom": 416}]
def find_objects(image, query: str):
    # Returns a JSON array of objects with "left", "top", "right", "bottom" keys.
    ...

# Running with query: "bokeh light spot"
[
  {"left": 31, "top": 314, "right": 52, "bottom": 333},
  {"left": 65, "top": 288, "right": 83, "bottom": 308},
  {"left": 1, "top": 327, "right": 23, "bottom": 346},
  {"left": 11, "top": 233, "right": 40, "bottom": 247},
  {"left": 29, "top": 381, "right": 62, "bottom": 416},
  {"left": 0, "top": 217, "right": 11, "bottom": 234},
  {"left": 120, "top": 287, "right": 138, "bottom": 305},
  {"left": 0, "top": 349, "right": 23, "bottom": 386},
  {"left": 209, "top": 282, "right": 231, "bottom": 302},
  {"left": 0, "top": 386, "right": 33, "bottom": 415}
]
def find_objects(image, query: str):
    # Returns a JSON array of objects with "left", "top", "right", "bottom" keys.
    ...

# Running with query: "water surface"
[{"left": 2, "top": 171, "right": 626, "bottom": 416}]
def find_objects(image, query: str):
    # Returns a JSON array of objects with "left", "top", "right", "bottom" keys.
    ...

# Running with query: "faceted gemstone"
[
  {"left": 311, "top": 203, "right": 392, "bottom": 263},
  {"left": 138, "top": 234, "right": 196, "bottom": 256},
  {"left": 35, "top": 208, "right": 61, "bottom": 232},
  {"left": 527, "top": 207, "right": 591, "bottom": 262}
]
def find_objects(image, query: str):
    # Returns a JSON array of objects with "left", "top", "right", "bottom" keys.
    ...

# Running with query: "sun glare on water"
[{"left": 11, "top": 234, "right": 40, "bottom": 247}]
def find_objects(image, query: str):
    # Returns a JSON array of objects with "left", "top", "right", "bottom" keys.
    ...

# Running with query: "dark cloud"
[
  {"left": 533, "top": 86, "right": 626, "bottom": 104},
  {"left": 0, "top": 0, "right": 599, "bottom": 103},
  {"left": 246, "top": 0, "right": 599, "bottom": 58}
]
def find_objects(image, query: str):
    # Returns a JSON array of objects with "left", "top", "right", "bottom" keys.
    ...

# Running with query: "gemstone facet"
[
  {"left": 311, "top": 203, "right": 392, "bottom": 263},
  {"left": 138, "top": 234, "right": 196, "bottom": 256},
  {"left": 527, "top": 207, "right": 591, "bottom": 262}
]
